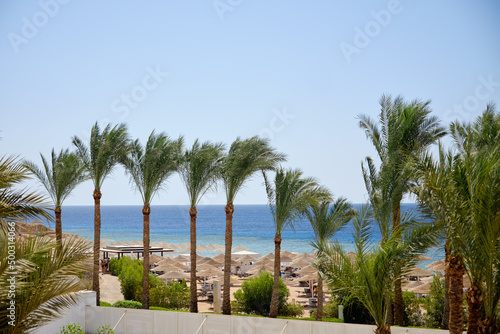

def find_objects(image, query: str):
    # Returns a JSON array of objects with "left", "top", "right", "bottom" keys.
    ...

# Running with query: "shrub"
[
  {"left": 281, "top": 299, "right": 304, "bottom": 318},
  {"left": 117, "top": 259, "right": 142, "bottom": 300},
  {"left": 150, "top": 278, "right": 190, "bottom": 310},
  {"left": 422, "top": 275, "right": 445, "bottom": 328},
  {"left": 403, "top": 291, "right": 424, "bottom": 327},
  {"left": 59, "top": 323, "right": 85, "bottom": 334},
  {"left": 112, "top": 300, "right": 142, "bottom": 309},
  {"left": 110, "top": 256, "right": 132, "bottom": 276},
  {"left": 311, "top": 299, "right": 339, "bottom": 319},
  {"left": 96, "top": 325, "right": 115, "bottom": 334},
  {"left": 99, "top": 301, "right": 112, "bottom": 307},
  {"left": 232, "top": 271, "right": 289, "bottom": 316}
]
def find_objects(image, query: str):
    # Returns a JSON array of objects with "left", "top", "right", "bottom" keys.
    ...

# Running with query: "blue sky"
[{"left": 1, "top": 0, "right": 499, "bottom": 206}]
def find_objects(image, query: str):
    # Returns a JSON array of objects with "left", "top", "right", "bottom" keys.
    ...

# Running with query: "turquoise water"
[{"left": 53, "top": 204, "right": 443, "bottom": 264}]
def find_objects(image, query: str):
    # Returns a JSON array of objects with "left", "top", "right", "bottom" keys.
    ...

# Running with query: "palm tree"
[
  {"left": 178, "top": 140, "right": 224, "bottom": 313},
  {"left": 121, "top": 131, "right": 184, "bottom": 309},
  {"left": 72, "top": 123, "right": 129, "bottom": 306},
  {"left": 220, "top": 136, "right": 286, "bottom": 315},
  {"left": 264, "top": 167, "right": 330, "bottom": 318},
  {"left": 304, "top": 199, "right": 354, "bottom": 321},
  {"left": 0, "top": 153, "right": 91, "bottom": 334},
  {"left": 411, "top": 147, "right": 466, "bottom": 334},
  {"left": 0, "top": 155, "right": 52, "bottom": 222},
  {"left": 316, "top": 205, "right": 439, "bottom": 334},
  {"left": 0, "top": 230, "right": 92, "bottom": 333},
  {"left": 24, "top": 149, "right": 88, "bottom": 246},
  {"left": 358, "top": 94, "right": 446, "bottom": 325}
]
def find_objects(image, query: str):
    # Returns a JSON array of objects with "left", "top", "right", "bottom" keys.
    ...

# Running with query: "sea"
[{"left": 49, "top": 203, "right": 443, "bottom": 266}]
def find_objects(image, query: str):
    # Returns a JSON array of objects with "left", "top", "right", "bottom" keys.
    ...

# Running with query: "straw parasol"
[
  {"left": 176, "top": 255, "right": 191, "bottom": 262},
  {"left": 254, "top": 258, "right": 274, "bottom": 266},
  {"left": 197, "top": 267, "right": 224, "bottom": 277},
  {"left": 410, "top": 282, "right": 432, "bottom": 295},
  {"left": 289, "top": 258, "right": 311, "bottom": 268},
  {"left": 109, "top": 241, "right": 124, "bottom": 246},
  {"left": 294, "top": 253, "right": 315, "bottom": 262},
  {"left": 151, "top": 263, "right": 187, "bottom": 272},
  {"left": 406, "top": 266, "right": 433, "bottom": 279},
  {"left": 296, "top": 265, "right": 317, "bottom": 275},
  {"left": 416, "top": 255, "right": 432, "bottom": 261},
  {"left": 261, "top": 253, "right": 275, "bottom": 261},
  {"left": 280, "top": 255, "right": 294, "bottom": 263},
  {"left": 237, "top": 255, "right": 258, "bottom": 264},
  {"left": 142, "top": 254, "right": 164, "bottom": 264},
  {"left": 300, "top": 273, "right": 318, "bottom": 282},
  {"left": 426, "top": 259, "right": 445, "bottom": 272},
  {"left": 197, "top": 244, "right": 208, "bottom": 252},
  {"left": 281, "top": 251, "right": 296, "bottom": 259},
  {"left": 232, "top": 245, "right": 248, "bottom": 251},
  {"left": 211, "top": 253, "right": 226, "bottom": 262},
  {"left": 158, "top": 271, "right": 190, "bottom": 280},
  {"left": 197, "top": 263, "right": 220, "bottom": 271},
  {"left": 156, "top": 258, "right": 189, "bottom": 269},
  {"left": 247, "top": 264, "right": 274, "bottom": 275}
]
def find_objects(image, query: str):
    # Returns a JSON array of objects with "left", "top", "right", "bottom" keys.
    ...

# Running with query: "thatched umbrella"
[
  {"left": 232, "top": 245, "right": 248, "bottom": 251},
  {"left": 296, "top": 265, "right": 317, "bottom": 275},
  {"left": 254, "top": 258, "right": 274, "bottom": 266},
  {"left": 212, "top": 253, "right": 226, "bottom": 262},
  {"left": 294, "top": 253, "right": 315, "bottom": 262},
  {"left": 197, "top": 263, "right": 220, "bottom": 271},
  {"left": 151, "top": 263, "right": 187, "bottom": 272},
  {"left": 281, "top": 251, "right": 296, "bottom": 259},
  {"left": 426, "top": 259, "right": 445, "bottom": 272},
  {"left": 261, "top": 253, "right": 275, "bottom": 261},
  {"left": 405, "top": 266, "right": 433, "bottom": 281},
  {"left": 197, "top": 267, "right": 224, "bottom": 277},
  {"left": 290, "top": 258, "right": 311, "bottom": 268},
  {"left": 280, "top": 255, "right": 294, "bottom": 263},
  {"left": 410, "top": 282, "right": 432, "bottom": 295},
  {"left": 416, "top": 255, "right": 432, "bottom": 261},
  {"left": 237, "top": 255, "right": 258, "bottom": 264},
  {"left": 141, "top": 254, "right": 164, "bottom": 264},
  {"left": 247, "top": 264, "right": 274, "bottom": 275},
  {"left": 156, "top": 258, "right": 189, "bottom": 269},
  {"left": 300, "top": 273, "right": 318, "bottom": 282},
  {"left": 158, "top": 271, "right": 190, "bottom": 280}
]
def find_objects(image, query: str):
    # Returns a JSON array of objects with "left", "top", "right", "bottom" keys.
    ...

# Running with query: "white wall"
[
  {"left": 84, "top": 306, "right": 453, "bottom": 334},
  {"left": 33, "top": 291, "right": 96, "bottom": 334}
]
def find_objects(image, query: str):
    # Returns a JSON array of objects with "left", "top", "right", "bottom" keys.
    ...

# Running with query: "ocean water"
[{"left": 53, "top": 203, "right": 443, "bottom": 264}]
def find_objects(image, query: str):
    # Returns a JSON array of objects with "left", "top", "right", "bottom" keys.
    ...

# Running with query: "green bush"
[
  {"left": 99, "top": 301, "right": 112, "bottom": 307},
  {"left": 58, "top": 323, "right": 85, "bottom": 334},
  {"left": 311, "top": 299, "right": 339, "bottom": 319},
  {"left": 109, "top": 256, "right": 133, "bottom": 276},
  {"left": 96, "top": 325, "right": 115, "bottom": 334},
  {"left": 232, "top": 271, "right": 289, "bottom": 316},
  {"left": 112, "top": 300, "right": 142, "bottom": 309},
  {"left": 403, "top": 291, "right": 424, "bottom": 327},
  {"left": 281, "top": 299, "right": 304, "bottom": 318},
  {"left": 117, "top": 259, "right": 143, "bottom": 300},
  {"left": 150, "top": 278, "right": 190, "bottom": 310},
  {"left": 422, "top": 275, "right": 445, "bottom": 328}
]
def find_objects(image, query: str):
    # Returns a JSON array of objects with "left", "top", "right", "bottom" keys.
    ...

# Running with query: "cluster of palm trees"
[
  {"left": 7, "top": 95, "right": 499, "bottom": 334},
  {"left": 315, "top": 97, "right": 500, "bottom": 334}
]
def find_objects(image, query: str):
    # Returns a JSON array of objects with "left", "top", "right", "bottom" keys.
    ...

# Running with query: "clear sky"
[{"left": 1, "top": 1, "right": 499, "bottom": 206}]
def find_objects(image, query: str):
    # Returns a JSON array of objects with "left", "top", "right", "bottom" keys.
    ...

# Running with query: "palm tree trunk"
[
  {"left": 441, "top": 240, "right": 451, "bottom": 330},
  {"left": 393, "top": 200, "right": 404, "bottom": 326},
  {"left": 93, "top": 188, "right": 102, "bottom": 306},
  {"left": 479, "top": 315, "right": 498, "bottom": 334},
  {"left": 142, "top": 203, "right": 151, "bottom": 309},
  {"left": 315, "top": 276, "right": 323, "bottom": 321},
  {"left": 55, "top": 206, "right": 62, "bottom": 247},
  {"left": 467, "top": 281, "right": 482, "bottom": 334},
  {"left": 269, "top": 233, "right": 281, "bottom": 318},
  {"left": 222, "top": 201, "right": 234, "bottom": 315},
  {"left": 375, "top": 324, "right": 391, "bottom": 334},
  {"left": 189, "top": 206, "right": 198, "bottom": 313},
  {"left": 448, "top": 253, "right": 465, "bottom": 334}
]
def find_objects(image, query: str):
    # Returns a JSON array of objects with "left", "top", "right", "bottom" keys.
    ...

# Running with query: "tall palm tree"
[
  {"left": 220, "top": 136, "right": 286, "bottom": 315},
  {"left": 411, "top": 147, "right": 466, "bottom": 334},
  {"left": 358, "top": 94, "right": 446, "bottom": 325},
  {"left": 0, "top": 155, "right": 52, "bottom": 222},
  {"left": 72, "top": 123, "right": 129, "bottom": 306},
  {"left": 264, "top": 167, "right": 330, "bottom": 318},
  {"left": 304, "top": 199, "right": 354, "bottom": 321},
  {"left": 122, "top": 131, "right": 184, "bottom": 310},
  {"left": 24, "top": 149, "right": 88, "bottom": 246},
  {"left": 178, "top": 140, "right": 224, "bottom": 313},
  {"left": 316, "top": 205, "right": 439, "bottom": 334}
]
